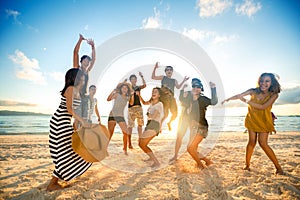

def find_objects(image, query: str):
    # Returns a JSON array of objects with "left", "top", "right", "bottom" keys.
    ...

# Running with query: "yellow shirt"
[{"left": 245, "top": 92, "right": 275, "bottom": 133}]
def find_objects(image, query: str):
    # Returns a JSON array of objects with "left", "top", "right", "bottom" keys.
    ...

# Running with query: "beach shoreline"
[{"left": 0, "top": 131, "right": 299, "bottom": 200}]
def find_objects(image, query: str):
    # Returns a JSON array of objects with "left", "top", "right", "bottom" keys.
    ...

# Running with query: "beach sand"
[{"left": 0, "top": 131, "right": 299, "bottom": 200}]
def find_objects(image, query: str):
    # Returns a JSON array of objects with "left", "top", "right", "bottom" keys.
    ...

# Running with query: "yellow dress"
[{"left": 245, "top": 92, "right": 275, "bottom": 133}]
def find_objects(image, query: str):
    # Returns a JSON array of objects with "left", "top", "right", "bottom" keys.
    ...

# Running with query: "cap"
[{"left": 191, "top": 78, "right": 204, "bottom": 91}]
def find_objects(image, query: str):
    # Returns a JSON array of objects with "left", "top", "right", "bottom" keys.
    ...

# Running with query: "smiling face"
[
  {"left": 259, "top": 75, "right": 272, "bottom": 93},
  {"left": 192, "top": 85, "right": 201, "bottom": 95},
  {"left": 165, "top": 67, "right": 173, "bottom": 77},
  {"left": 152, "top": 88, "right": 160, "bottom": 100},
  {"left": 130, "top": 76, "right": 137, "bottom": 85},
  {"left": 121, "top": 85, "right": 129, "bottom": 95}
]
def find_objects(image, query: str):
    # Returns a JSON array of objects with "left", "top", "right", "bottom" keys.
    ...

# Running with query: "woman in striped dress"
[{"left": 47, "top": 68, "right": 92, "bottom": 191}]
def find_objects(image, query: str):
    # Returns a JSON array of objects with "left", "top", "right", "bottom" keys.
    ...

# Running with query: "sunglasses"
[{"left": 192, "top": 85, "right": 202, "bottom": 88}]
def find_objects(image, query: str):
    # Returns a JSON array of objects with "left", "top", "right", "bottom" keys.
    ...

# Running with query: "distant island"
[{"left": 0, "top": 110, "right": 50, "bottom": 116}]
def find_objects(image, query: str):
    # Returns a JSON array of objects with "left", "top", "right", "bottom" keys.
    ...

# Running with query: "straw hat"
[{"left": 72, "top": 124, "right": 110, "bottom": 162}]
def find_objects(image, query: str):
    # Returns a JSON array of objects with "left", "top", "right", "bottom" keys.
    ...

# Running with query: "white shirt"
[{"left": 147, "top": 102, "right": 164, "bottom": 122}]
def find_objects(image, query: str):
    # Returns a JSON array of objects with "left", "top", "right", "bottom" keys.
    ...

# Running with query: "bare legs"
[
  {"left": 245, "top": 130, "right": 283, "bottom": 174},
  {"left": 187, "top": 134, "right": 210, "bottom": 169},
  {"left": 108, "top": 120, "right": 129, "bottom": 155},
  {"left": 128, "top": 127, "right": 134, "bottom": 149},
  {"left": 244, "top": 130, "right": 257, "bottom": 170},
  {"left": 139, "top": 133, "right": 160, "bottom": 167},
  {"left": 128, "top": 125, "right": 142, "bottom": 149},
  {"left": 169, "top": 135, "right": 183, "bottom": 162}
]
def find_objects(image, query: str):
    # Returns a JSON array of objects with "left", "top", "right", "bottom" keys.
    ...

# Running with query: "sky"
[{"left": 0, "top": 0, "right": 299, "bottom": 116}]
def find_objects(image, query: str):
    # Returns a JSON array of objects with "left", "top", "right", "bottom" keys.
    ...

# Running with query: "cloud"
[
  {"left": 84, "top": 24, "right": 89, "bottom": 30},
  {"left": 142, "top": 7, "right": 161, "bottom": 29},
  {"left": 182, "top": 28, "right": 238, "bottom": 45},
  {"left": 5, "top": 9, "right": 21, "bottom": 24},
  {"left": 277, "top": 86, "right": 300, "bottom": 105},
  {"left": 0, "top": 100, "right": 37, "bottom": 107},
  {"left": 196, "top": 0, "right": 232, "bottom": 18},
  {"left": 26, "top": 25, "right": 39, "bottom": 32},
  {"left": 49, "top": 72, "right": 64, "bottom": 82},
  {"left": 5, "top": 9, "right": 39, "bottom": 31},
  {"left": 235, "top": 0, "right": 262, "bottom": 17},
  {"left": 213, "top": 34, "right": 238, "bottom": 45},
  {"left": 9, "top": 50, "right": 47, "bottom": 85}
]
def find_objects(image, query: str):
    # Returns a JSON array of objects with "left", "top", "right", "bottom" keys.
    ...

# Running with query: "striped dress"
[{"left": 49, "top": 96, "right": 92, "bottom": 181}]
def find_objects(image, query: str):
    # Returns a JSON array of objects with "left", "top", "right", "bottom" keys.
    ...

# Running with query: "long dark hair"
[
  {"left": 256, "top": 73, "right": 281, "bottom": 94},
  {"left": 149, "top": 87, "right": 162, "bottom": 102},
  {"left": 60, "top": 68, "right": 84, "bottom": 96}
]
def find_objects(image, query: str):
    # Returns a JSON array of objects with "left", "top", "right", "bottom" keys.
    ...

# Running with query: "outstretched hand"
[
  {"left": 155, "top": 62, "right": 159, "bottom": 69},
  {"left": 221, "top": 99, "right": 228, "bottom": 105},
  {"left": 184, "top": 76, "right": 190, "bottom": 82}
]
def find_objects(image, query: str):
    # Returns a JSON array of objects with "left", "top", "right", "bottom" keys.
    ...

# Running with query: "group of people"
[{"left": 46, "top": 34, "right": 283, "bottom": 191}]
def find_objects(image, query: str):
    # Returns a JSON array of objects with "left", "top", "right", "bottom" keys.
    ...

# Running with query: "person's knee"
[
  {"left": 138, "top": 140, "right": 144, "bottom": 148},
  {"left": 258, "top": 140, "right": 268, "bottom": 148},
  {"left": 248, "top": 140, "right": 257, "bottom": 147}
]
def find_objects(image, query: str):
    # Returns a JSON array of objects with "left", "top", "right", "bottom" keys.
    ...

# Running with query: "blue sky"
[{"left": 0, "top": 0, "right": 299, "bottom": 115}]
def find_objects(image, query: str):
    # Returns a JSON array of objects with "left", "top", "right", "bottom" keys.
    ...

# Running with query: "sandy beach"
[{"left": 0, "top": 131, "right": 299, "bottom": 200}]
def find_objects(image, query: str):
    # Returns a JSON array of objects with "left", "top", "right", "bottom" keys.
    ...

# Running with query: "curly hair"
[
  {"left": 256, "top": 73, "right": 281, "bottom": 94},
  {"left": 116, "top": 83, "right": 132, "bottom": 97}
]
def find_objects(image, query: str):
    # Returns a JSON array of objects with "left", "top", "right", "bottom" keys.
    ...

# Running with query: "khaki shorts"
[
  {"left": 191, "top": 124, "right": 208, "bottom": 138},
  {"left": 128, "top": 106, "right": 144, "bottom": 128}
]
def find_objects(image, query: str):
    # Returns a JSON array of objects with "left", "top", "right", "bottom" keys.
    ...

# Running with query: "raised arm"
[
  {"left": 222, "top": 89, "right": 254, "bottom": 104},
  {"left": 151, "top": 62, "right": 164, "bottom": 80},
  {"left": 242, "top": 93, "right": 279, "bottom": 110},
  {"left": 107, "top": 89, "right": 117, "bottom": 101},
  {"left": 73, "top": 34, "right": 85, "bottom": 68},
  {"left": 86, "top": 39, "right": 96, "bottom": 72},
  {"left": 139, "top": 71, "right": 146, "bottom": 89},
  {"left": 175, "top": 76, "right": 189, "bottom": 89},
  {"left": 209, "top": 82, "right": 218, "bottom": 105}
]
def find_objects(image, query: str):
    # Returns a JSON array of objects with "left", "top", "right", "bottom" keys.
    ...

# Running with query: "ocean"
[{"left": 0, "top": 115, "right": 299, "bottom": 135}]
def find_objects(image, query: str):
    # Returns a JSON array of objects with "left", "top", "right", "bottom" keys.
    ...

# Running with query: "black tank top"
[{"left": 128, "top": 86, "right": 142, "bottom": 108}]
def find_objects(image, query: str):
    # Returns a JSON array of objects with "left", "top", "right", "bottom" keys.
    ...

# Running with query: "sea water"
[{"left": 0, "top": 115, "right": 299, "bottom": 134}]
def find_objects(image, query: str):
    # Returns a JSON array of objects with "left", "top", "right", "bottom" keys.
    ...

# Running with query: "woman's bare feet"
[
  {"left": 276, "top": 168, "right": 284, "bottom": 175},
  {"left": 46, "top": 177, "right": 64, "bottom": 192},
  {"left": 243, "top": 165, "right": 250, "bottom": 171},
  {"left": 169, "top": 156, "right": 177, "bottom": 163},
  {"left": 197, "top": 163, "right": 205, "bottom": 170},
  {"left": 205, "top": 160, "right": 213, "bottom": 166},
  {"left": 151, "top": 162, "right": 160, "bottom": 168},
  {"left": 143, "top": 157, "right": 153, "bottom": 162},
  {"left": 167, "top": 122, "right": 172, "bottom": 131},
  {"left": 46, "top": 183, "right": 64, "bottom": 192}
]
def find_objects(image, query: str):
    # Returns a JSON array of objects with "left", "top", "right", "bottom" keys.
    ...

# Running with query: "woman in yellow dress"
[{"left": 222, "top": 73, "right": 283, "bottom": 175}]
